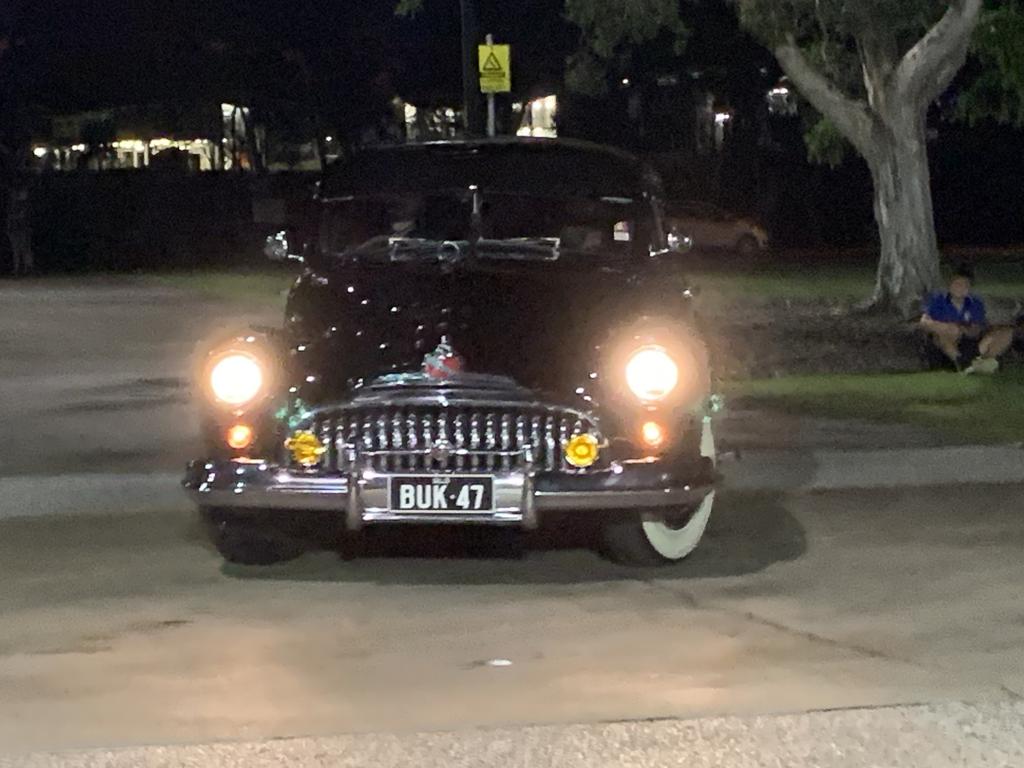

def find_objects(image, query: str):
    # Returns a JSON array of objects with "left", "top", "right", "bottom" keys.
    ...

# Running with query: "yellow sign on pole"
[{"left": 478, "top": 43, "right": 511, "bottom": 93}]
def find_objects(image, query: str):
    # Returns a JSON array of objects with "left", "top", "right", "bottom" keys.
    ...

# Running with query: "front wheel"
[
  {"left": 600, "top": 492, "right": 716, "bottom": 566},
  {"left": 203, "top": 509, "right": 305, "bottom": 566},
  {"left": 600, "top": 416, "right": 716, "bottom": 567}
]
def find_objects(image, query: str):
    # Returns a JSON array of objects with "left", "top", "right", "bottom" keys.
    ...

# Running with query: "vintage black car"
[{"left": 184, "top": 138, "right": 719, "bottom": 567}]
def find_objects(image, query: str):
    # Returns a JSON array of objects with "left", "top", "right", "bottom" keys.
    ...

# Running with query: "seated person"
[{"left": 920, "top": 266, "right": 1014, "bottom": 373}]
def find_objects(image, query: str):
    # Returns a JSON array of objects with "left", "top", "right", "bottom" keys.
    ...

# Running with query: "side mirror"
[
  {"left": 264, "top": 229, "right": 304, "bottom": 263},
  {"left": 650, "top": 228, "right": 694, "bottom": 259},
  {"left": 667, "top": 230, "right": 694, "bottom": 253}
]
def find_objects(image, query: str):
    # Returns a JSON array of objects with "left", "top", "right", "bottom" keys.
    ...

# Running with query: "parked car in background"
[{"left": 664, "top": 201, "right": 769, "bottom": 257}]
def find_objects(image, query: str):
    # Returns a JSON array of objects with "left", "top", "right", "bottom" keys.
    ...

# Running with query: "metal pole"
[
  {"left": 460, "top": 0, "right": 482, "bottom": 136},
  {"left": 486, "top": 33, "right": 496, "bottom": 137}
]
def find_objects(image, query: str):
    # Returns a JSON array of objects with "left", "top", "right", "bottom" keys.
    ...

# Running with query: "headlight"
[
  {"left": 625, "top": 345, "right": 679, "bottom": 403},
  {"left": 209, "top": 353, "right": 264, "bottom": 406}
]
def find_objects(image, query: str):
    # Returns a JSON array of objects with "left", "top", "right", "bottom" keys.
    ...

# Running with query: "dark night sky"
[
  {"left": 12, "top": 0, "right": 575, "bottom": 111},
  {"left": 13, "top": 0, "right": 770, "bottom": 112}
]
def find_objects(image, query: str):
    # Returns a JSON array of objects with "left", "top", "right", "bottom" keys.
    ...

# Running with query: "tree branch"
[
  {"left": 775, "top": 38, "right": 875, "bottom": 157},
  {"left": 896, "top": 0, "right": 984, "bottom": 106},
  {"left": 858, "top": 30, "right": 900, "bottom": 114}
]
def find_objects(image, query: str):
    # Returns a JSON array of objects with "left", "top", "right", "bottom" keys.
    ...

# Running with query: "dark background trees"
[
  {"left": 3, "top": 0, "right": 1024, "bottom": 279},
  {"left": 737, "top": 0, "right": 1024, "bottom": 309}
]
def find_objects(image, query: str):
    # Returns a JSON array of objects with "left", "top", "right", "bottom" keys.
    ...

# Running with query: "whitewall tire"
[{"left": 601, "top": 417, "right": 717, "bottom": 566}]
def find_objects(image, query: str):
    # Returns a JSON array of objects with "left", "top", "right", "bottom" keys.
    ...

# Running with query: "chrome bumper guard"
[{"left": 183, "top": 457, "right": 715, "bottom": 530}]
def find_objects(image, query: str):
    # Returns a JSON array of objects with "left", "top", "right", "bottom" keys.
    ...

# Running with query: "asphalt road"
[
  {"left": 2, "top": 483, "right": 1024, "bottom": 759},
  {"left": 2, "top": 280, "right": 1024, "bottom": 764},
  {"left": 0, "top": 278, "right": 280, "bottom": 477}
]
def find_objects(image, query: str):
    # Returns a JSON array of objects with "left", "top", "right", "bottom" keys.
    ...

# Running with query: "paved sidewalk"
[
  {"left": 717, "top": 406, "right": 964, "bottom": 452},
  {"left": 720, "top": 444, "right": 1024, "bottom": 492},
  {"left": 716, "top": 406, "right": 1024, "bottom": 492}
]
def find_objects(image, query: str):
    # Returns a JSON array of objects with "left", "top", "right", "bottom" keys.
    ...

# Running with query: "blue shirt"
[{"left": 924, "top": 292, "right": 987, "bottom": 326}]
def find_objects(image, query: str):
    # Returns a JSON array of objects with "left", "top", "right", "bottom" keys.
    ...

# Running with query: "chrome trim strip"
[
  {"left": 302, "top": 395, "right": 594, "bottom": 427},
  {"left": 313, "top": 395, "right": 590, "bottom": 415},
  {"left": 533, "top": 487, "right": 708, "bottom": 511},
  {"left": 345, "top": 446, "right": 362, "bottom": 530},
  {"left": 361, "top": 511, "right": 524, "bottom": 525},
  {"left": 184, "top": 461, "right": 713, "bottom": 526}
]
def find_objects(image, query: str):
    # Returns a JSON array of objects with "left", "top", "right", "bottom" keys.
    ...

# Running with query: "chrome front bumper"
[{"left": 183, "top": 458, "right": 715, "bottom": 530}]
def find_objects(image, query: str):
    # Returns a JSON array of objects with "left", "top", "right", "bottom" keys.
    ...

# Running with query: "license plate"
[{"left": 388, "top": 476, "right": 495, "bottom": 512}]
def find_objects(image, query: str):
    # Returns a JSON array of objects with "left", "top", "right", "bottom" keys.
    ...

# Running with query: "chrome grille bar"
[
  {"left": 454, "top": 411, "right": 466, "bottom": 471},
  {"left": 469, "top": 412, "right": 481, "bottom": 471},
  {"left": 545, "top": 415, "right": 557, "bottom": 472},
  {"left": 316, "top": 404, "right": 598, "bottom": 474}
]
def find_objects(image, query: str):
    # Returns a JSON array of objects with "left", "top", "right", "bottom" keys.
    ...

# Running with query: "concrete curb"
[
  {"left": 720, "top": 444, "right": 1024, "bottom": 492},
  {"left": 6, "top": 701, "right": 1024, "bottom": 767}
]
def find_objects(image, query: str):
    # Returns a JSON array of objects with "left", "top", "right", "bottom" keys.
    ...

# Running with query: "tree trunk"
[
  {"left": 764, "top": 1, "right": 982, "bottom": 311},
  {"left": 867, "top": 114, "right": 942, "bottom": 313}
]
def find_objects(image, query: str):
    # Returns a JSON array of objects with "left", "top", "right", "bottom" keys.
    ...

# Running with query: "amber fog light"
[
  {"left": 565, "top": 434, "right": 600, "bottom": 468},
  {"left": 640, "top": 421, "right": 667, "bottom": 450},
  {"left": 226, "top": 424, "right": 255, "bottom": 450},
  {"left": 286, "top": 430, "right": 327, "bottom": 467}
]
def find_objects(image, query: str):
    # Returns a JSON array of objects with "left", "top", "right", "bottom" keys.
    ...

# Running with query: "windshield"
[{"left": 319, "top": 191, "right": 652, "bottom": 262}]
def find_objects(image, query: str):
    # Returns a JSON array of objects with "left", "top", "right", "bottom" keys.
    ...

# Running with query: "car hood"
[{"left": 285, "top": 261, "right": 689, "bottom": 404}]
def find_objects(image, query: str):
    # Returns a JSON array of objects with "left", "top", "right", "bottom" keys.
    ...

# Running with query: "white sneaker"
[{"left": 964, "top": 357, "right": 999, "bottom": 375}]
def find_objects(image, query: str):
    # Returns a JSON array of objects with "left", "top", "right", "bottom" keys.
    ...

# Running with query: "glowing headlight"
[
  {"left": 209, "top": 353, "right": 264, "bottom": 406},
  {"left": 625, "top": 345, "right": 679, "bottom": 402}
]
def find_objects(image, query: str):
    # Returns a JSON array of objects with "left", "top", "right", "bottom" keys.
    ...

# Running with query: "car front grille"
[{"left": 312, "top": 404, "right": 599, "bottom": 474}]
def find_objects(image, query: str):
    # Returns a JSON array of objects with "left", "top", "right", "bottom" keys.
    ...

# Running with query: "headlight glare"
[
  {"left": 209, "top": 353, "right": 264, "bottom": 406},
  {"left": 625, "top": 346, "right": 679, "bottom": 402}
]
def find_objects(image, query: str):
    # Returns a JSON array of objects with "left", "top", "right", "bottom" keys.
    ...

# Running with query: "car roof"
[{"left": 320, "top": 138, "right": 662, "bottom": 200}]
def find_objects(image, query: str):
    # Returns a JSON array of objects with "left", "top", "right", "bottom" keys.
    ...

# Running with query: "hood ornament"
[{"left": 423, "top": 337, "right": 465, "bottom": 380}]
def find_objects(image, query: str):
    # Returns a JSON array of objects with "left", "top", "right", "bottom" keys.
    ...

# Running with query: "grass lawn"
[
  {"left": 695, "top": 266, "right": 876, "bottom": 301},
  {"left": 145, "top": 271, "right": 296, "bottom": 305},
  {"left": 727, "top": 370, "right": 1024, "bottom": 444},
  {"left": 693, "top": 256, "right": 1024, "bottom": 302},
  {"left": 135, "top": 252, "right": 1024, "bottom": 306}
]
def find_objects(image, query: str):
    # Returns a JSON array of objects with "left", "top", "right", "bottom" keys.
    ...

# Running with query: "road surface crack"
[
  {"left": 732, "top": 610, "right": 926, "bottom": 668},
  {"left": 999, "top": 684, "right": 1024, "bottom": 701},
  {"left": 646, "top": 581, "right": 931, "bottom": 670}
]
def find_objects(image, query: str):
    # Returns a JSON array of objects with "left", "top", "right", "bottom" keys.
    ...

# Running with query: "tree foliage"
[
  {"left": 564, "top": 0, "right": 687, "bottom": 60},
  {"left": 959, "top": 1, "right": 1024, "bottom": 125},
  {"left": 564, "top": 0, "right": 687, "bottom": 96},
  {"left": 395, "top": 0, "right": 424, "bottom": 17},
  {"left": 737, "top": 1, "right": 956, "bottom": 147},
  {"left": 395, "top": 0, "right": 687, "bottom": 97},
  {"left": 803, "top": 116, "right": 848, "bottom": 167},
  {"left": 739, "top": 0, "right": 949, "bottom": 50},
  {"left": 740, "top": 1, "right": 1024, "bottom": 161}
]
